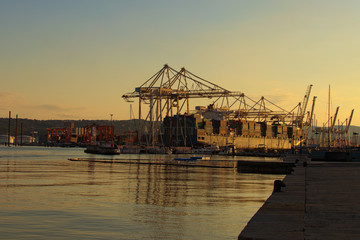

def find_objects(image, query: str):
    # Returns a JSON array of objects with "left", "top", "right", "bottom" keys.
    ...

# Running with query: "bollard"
[{"left": 273, "top": 180, "right": 286, "bottom": 192}]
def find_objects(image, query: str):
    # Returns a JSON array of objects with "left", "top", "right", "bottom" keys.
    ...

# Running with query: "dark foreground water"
[{"left": 0, "top": 146, "right": 283, "bottom": 240}]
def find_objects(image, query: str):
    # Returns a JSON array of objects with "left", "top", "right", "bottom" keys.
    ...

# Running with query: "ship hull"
[
  {"left": 196, "top": 135, "right": 293, "bottom": 150},
  {"left": 85, "top": 145, "right": 120, "bottom": 155}
]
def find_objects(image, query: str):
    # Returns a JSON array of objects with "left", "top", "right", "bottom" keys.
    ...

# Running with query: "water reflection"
[
  {"left": 127, "top": 163, "right": 275, "bottom": 208},
  {"left": 0, "top": 146, "right": 283, "bottom": 240}
]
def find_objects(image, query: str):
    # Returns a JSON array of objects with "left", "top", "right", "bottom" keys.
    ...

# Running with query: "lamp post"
[{"left": 8, "top": 111, "right": 11, "bottom": 146}]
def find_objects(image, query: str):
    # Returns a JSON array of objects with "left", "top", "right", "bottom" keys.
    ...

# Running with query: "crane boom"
[
  {"left": 345, "top": 109, "right": 354, "bottom": 133},
  {"left": 306, "top": 96, "right": 317, "bottom": 126},
  {"left": 300, "top": 84, "right": 313, "bottom": 119},
  {"left": 331, "top": 106, "right": 339, "bottom": 132}
]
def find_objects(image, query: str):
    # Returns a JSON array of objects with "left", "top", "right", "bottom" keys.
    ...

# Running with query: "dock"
[
  {"left": 237, "top": 160, "right": 295, "bottom": 174},
  {"left": 238, "top": 159, "right": 360, "bottom": 239}
]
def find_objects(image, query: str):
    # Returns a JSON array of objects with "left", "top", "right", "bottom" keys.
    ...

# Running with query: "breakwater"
[{"left": 69, "top": 157, "right": 238, "bottom": 168}]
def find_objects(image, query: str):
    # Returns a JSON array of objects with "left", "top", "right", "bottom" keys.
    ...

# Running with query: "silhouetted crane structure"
[
  {"left": 305, "top": 96, "right": 317, "bottom": 144},
  {"left": 122, "top": 64, "right": 309, "bottom": 146},
  {"left": 313, "top": 107, "right": 356, "bottom": 148}
]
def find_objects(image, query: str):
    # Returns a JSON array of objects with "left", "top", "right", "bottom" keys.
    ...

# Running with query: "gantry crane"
[
  {"left": 346, "top": 109, "right": 354, "bottom": 146},
  {"left": 292, "top": 84, "right": 312, "bottom": 128},
  {"left": 304, "top": 96, "right": 317, "bottom": 144},
  {"left": 122, "top": 64, "right": 309, "bottom": 145}
]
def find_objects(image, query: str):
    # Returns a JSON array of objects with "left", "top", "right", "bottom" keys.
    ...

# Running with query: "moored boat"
[{"left": 84, "top": 144, "right": 120, "bottom": 155}]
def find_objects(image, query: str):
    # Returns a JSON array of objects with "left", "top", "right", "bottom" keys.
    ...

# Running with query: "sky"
[{"left": 1, "top": 0, "right": 360, "bottom": 126}]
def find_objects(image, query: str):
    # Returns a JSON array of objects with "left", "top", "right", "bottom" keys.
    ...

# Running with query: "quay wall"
[
  {"left": 238, "top": 164, "right": 305, "bottom": 240},
  {"left": 238, "top": 157, "right": 360, "bottom": 240}
]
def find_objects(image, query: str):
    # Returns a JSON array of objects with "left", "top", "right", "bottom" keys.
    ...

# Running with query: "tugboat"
[{"left": 84, "top": 143, "right": 120, "bottom": 155}]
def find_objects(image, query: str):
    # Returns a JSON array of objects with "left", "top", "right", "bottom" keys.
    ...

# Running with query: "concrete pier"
[
  {"left": 238, "top": 160, "right": 360, "bottom": 240},
  {"left": 237, "top": 160, "right": 295, "bottom": 174}
]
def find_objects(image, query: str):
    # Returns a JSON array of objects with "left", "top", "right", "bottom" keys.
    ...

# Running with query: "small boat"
[
  {"left": 193, "top": 145, "right": 220, "bottom": 154},
  {"left": 146, "top": 146, "right": 172, "bottom": 154},
  {"left": 84, "top": 144, "right": 120, "bottom": 155}
]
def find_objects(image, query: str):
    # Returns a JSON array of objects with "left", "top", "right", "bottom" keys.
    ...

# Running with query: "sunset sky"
[{"left": 1, "top": 0, "right": 360, "bottom": 126}]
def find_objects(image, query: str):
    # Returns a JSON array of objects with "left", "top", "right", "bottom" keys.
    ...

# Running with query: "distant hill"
[{"left": 0, "top": 118, "right": 142, "bottom": 142}]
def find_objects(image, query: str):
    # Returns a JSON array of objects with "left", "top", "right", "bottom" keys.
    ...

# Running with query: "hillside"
[
  {"left": 0, "top": 118, "right": 142, "bottom": 142},
  {"left": 1, "top": 118, "right": 359, "bottom": 144}
]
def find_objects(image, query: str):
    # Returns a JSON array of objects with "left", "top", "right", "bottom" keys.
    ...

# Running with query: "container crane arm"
[
  {"left": 305, "top": 96, "right": 317, "bottom": 126},
  {"left": 300, "top": 84, "right": 313, "bottom": 119},
  {"left": 330, "top": 106, "right": 339, "bottom": 132},
  {"left": 345, "top": 109, "right": 354, "bottom": 133}
]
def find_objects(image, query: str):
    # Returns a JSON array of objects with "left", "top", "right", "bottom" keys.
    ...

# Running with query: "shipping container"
[{"left": 287, "top": 127, "right": 293, "bottom": 138}]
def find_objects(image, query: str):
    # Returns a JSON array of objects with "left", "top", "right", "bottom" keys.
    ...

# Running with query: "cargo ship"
[
  {"left": 122, "top": 65, "right": 309, "bottom": 152},
  {"left": 160, "top": 105, "right": 305, "bottom": 150}
]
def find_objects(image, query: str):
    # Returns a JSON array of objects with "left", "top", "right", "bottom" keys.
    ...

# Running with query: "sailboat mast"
[{"left": 328, "top": 85, "right": 331, "bottom": 148}]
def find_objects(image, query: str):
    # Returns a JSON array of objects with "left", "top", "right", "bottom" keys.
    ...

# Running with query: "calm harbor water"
[{"left": 0, "top": 146, "right": 283, "bottom": 239}]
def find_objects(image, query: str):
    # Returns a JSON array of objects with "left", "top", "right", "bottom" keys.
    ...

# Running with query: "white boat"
[{"left": 193, "top": 145, "right": 220, "bottom": 154}]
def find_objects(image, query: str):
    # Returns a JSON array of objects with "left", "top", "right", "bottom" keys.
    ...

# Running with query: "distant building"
[
  {"left": 0, "top": 135, "right": 36, "bottom": 145},
  {"left": 16, "top": 135, "right": 36, "bottom": 144},
  {"left": 47, "top": 123, "right": 115, "bottom": 145},
  {"left": 0, "top": 135, "right": 14, "bottom": 144}
]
